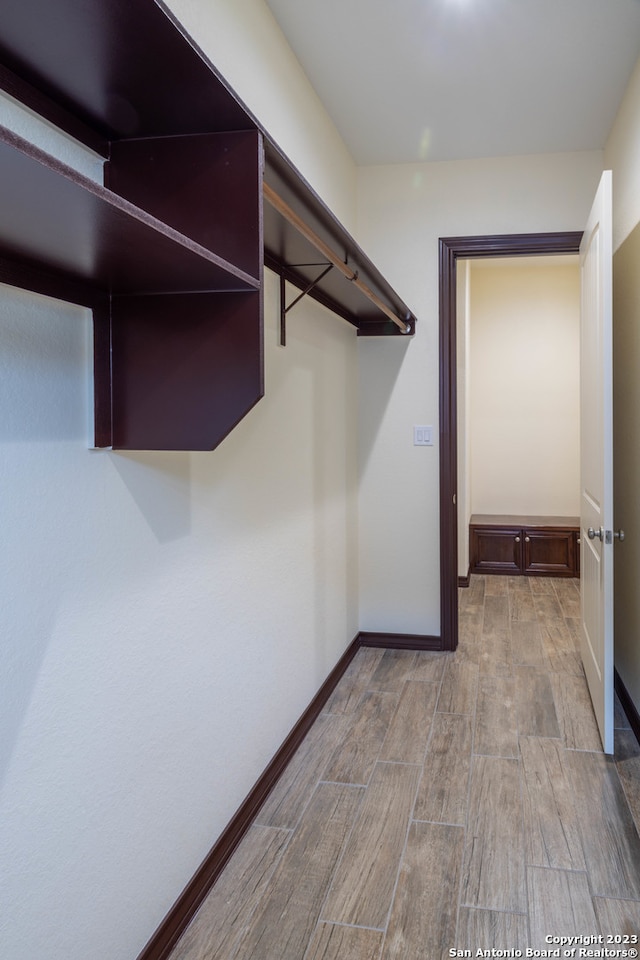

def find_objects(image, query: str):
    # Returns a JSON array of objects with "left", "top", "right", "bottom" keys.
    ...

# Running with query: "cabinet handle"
[
  {"left": 515, "top": 536, "right": 520, "bottom": 543},
  {"left": 525, "top": 536, "right": 530, "bottom": 542}
]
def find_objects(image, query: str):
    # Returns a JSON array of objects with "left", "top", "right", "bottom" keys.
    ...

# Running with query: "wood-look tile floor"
[{"left": 169, "top": 576, "right": 640, "bottom": 960}]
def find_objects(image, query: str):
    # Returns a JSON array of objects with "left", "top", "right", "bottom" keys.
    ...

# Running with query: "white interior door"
[{"left": 580, "top": 169, "right": 613, "bottom": 754}]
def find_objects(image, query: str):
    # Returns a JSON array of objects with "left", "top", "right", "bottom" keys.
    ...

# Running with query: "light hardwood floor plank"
[
  {"left": 528, "top": 867, "right": 598, "bottom": 949},
  {"left": 553, "top": 581, "right": 581, "bottom": 619},
  {"left": 508, "top": 578, "right": 537, "bottom": 623},
  {"left": 368, "top": 650, "right": 418, "bottom": 693},
  {"left": 304, "top": 923, "right": 384, "bottom": 960},
  {"left": 567, "top": 750, "right": 640, "bottom": 900},
  {"left": 519, "top": 736, "right": 585, "bottom": 871},
  {"left": 413, "top": 713, "right": 472, "bottom": 826},
  {"left": 458, "top": 604, "right": 484, "bottom": 639},
  {"left": 511, "top": 621, "right": 546, "bottom": 667},
  {"left": 455, "top": 625, "right": 482, "bottom": 665},
  {"left": 515, "top": 666, "right": 561, "bottom": 739},
  {"left": 615, "top": 729, "right": 640, "bottom": 835},
  {"left": 550, "top": 672, "right": 602, "bottom": 751},
  {"left": 485, "top": 576, "right": 509, "bottom": 596},
  {"left": 532, "top": 592, "right": 565, "bottom": 622},
  {"left": 380, "top": 821, "right": 464, "bottom": 960},
  {"left": 438, "top": 660, "right": 479, "bottom": 715},
  {"left": 593, "top": 897, "right": 640, "bottom": 941},
  {"left": 321, "top": 762, "right": 421, "bottom": 930},
  {"left": 324, "top": 649, "right": 385, "bottom": 716},
  {"left": 483, "top": 595, "right": 510, "bottom": 632},
  {"left": 540, "top": 620, "right": 584, "bottom": 676},
  {"left": 461, "top": 756, "right": 526, "bottom": 912},
  {"left": 465, "top": 576, "right": 486, "bottom": 607},
  {"left": 379, "top": 681, "right": 439, "bottom": 764},
  {"left": 478, "top": 627, "right": 512, "bottom": 678},
  {"left": 232, "top": 782, "right": 364, "bottom": 960},
  {"left": 565, "top": 615, "right": 582, "bottom": 649},
  {"left": 474, "top": 676, "right": 519, "bottom": 758},
  {"left": 456, "top": 907, "right": 529, "bottom": 953},
  {"left": 255, "top": 712, "right": 350, "bottom": 828},
  {"left": 410, "top": 651, "right": 448, "bottom": 682},
  {"left": 529, "top": 577, "right": 556, "bottom": 595},
  {"left": 169, "top": 825, "right": 291, "bottom": 960},
  {"left": 321, "top": 690, "right": 399, "bottom": 786}
]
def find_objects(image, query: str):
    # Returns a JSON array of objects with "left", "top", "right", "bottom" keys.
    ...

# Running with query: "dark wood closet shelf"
[
  {"left": 0, "top": 126, "right": 261, "bottom": 295},
  {"left": 0, "top": 0, "right": 417, "bottom": 450}
]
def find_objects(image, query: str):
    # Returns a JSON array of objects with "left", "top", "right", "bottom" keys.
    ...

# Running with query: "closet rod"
[{"left": 263, "top": 181, "right": 411, "bottom": 334}]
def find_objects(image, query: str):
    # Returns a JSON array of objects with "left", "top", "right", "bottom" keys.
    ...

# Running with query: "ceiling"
[{"left": 264, "top": 0, "right": 640, "bottom": 165}]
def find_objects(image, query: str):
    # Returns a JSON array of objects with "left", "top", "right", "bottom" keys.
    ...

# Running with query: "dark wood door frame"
[{"left": 438, "top": 231, "right": 583, "bottom": 650}]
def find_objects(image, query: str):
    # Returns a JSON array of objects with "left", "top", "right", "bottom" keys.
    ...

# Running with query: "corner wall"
[{"left": 0, "top": 4, "right": 360, "bottom": 960}]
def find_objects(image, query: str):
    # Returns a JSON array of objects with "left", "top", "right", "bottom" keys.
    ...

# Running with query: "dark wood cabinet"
[{"left": 470, "top": 515, "right": 580, "bottom": 578}]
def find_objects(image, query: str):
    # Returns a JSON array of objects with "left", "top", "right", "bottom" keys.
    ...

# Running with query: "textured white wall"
[
  {"left": 0, "top": 283, "right": 359, "bottom": 960},
  {"left": 166, "top": 0, "right": 358, "bottom": 234},
  {"left": 468, "top": 258, "right": 580, "bottom": 517},
  {"left": 0, "top": 4, "right": 360, "bottom": 960},
  {"left": 357, "top": 151, "right": 603, "bottom": 634}
]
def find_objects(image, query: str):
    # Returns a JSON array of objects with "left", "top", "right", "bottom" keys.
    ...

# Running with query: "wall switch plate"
[{"left": 414, "top": 425, "right": 433, "bottom": 446}]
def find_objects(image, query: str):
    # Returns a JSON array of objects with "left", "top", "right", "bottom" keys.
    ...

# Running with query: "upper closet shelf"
[
  {"left": 0, "top": 0, "right": 418, "bottom": 450},
  {"left": 0, "top": 0, "right": 416, "bottom": 335}
]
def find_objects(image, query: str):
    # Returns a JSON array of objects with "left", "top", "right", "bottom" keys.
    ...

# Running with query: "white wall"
[
  {"left": 357, "top": 151, "right": 603, "bottom": 633},
  {"left": 468, "top": 258, "right": 580, "bottom": 517},
  {"left": 0, "top": 4, "right": 360, "bottom": 960},
  {"left": 605, "top": 54, "right": 640, "bottom": 717}
]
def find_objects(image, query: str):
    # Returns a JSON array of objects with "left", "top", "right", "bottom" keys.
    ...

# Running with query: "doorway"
[
  {"left": 457, "top": 254, "right": 581, "bottom": 579},
  {"left": 438, "top": 232, "right": 583, "bottom": 651}
]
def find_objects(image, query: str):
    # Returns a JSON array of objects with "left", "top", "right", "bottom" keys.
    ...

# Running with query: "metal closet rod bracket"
[
  {"left": 264, "top": 182, "right": 412, "bottom": 336},
  {"left": 279, "top": 264, "right": 334, "bottom": 346}
]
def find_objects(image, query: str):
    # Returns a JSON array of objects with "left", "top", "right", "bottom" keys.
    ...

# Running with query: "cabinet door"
[
  {"left": 470, "top": 527, "right": 523, "bottom": 575},
  {"left": 523, "top": 529, "right": 576, "bottom": 577}
]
